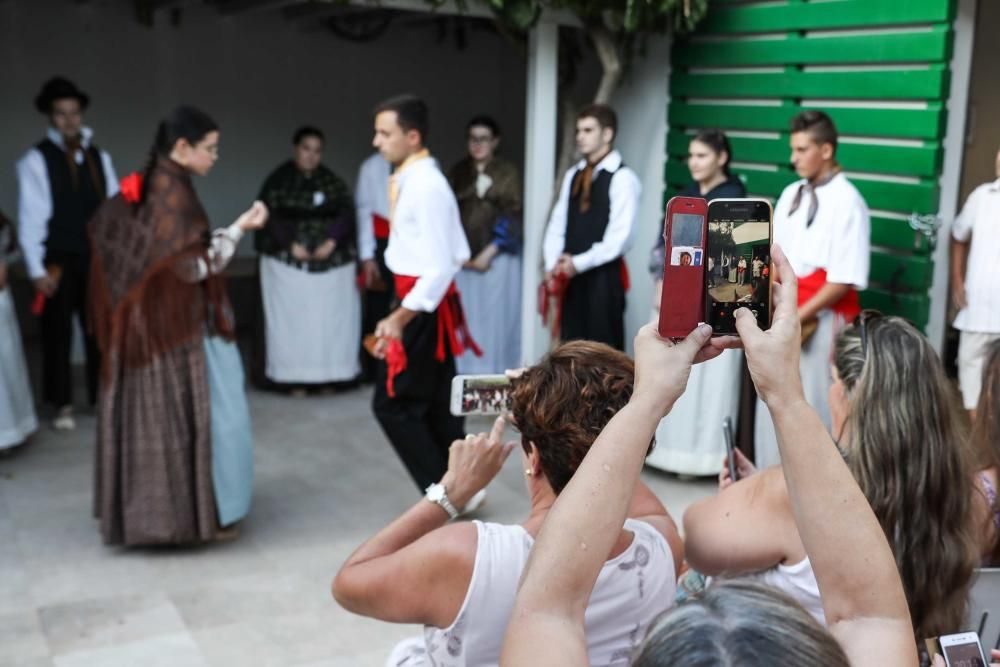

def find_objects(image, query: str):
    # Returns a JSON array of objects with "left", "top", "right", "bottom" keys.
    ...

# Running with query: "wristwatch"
[{"left": 425, "top": 483, "right": 459, "bottom": 520}]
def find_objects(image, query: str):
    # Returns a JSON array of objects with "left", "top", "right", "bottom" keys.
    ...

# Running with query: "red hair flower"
[{"left": 119, "top": 172, "right": 144, "bottom": 204}]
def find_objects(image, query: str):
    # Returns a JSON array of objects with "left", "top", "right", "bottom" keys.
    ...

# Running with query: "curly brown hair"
[{"left": 510, "top": 340, "right": 647, "bottom": 494}]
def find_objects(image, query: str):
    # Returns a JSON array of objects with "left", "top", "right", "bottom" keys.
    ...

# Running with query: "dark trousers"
[
  {"left": 560, "top": 261, "right": 626, "bottom": 351},
  {"left": 361, "top": 243, "right": 393, "bottom": 383},
  {"left": 40, "top": 253, "right": 100, "bottom": 407},
  {"left": 372, "top": 310, "right": 465, "bottom": 492}
]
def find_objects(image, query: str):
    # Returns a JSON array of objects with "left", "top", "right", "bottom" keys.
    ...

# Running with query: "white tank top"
[
  {"left": 752, "top": 556, "right": 825, "bottom": 625},
  {"left": 388, "top": 518, "right": 676, "bottom": 667}
]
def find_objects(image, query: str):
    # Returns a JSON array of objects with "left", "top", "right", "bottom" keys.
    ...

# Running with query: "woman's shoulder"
[{"left": 709, "top": 177, "right": 747, "bottom": 200}]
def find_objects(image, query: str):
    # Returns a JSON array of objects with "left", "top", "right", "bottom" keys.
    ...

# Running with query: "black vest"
[
  {"left": 563, "top": 164, "right": 620, "bottom": 257},
  {"left": 36, "top": 138, "right": 107, "bottom": 256}
]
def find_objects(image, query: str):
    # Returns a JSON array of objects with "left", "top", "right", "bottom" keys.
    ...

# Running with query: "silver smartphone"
[
  {"left": 723, "top": 417, "right": 738, "bottom": 483},
  {"left": 940, "top": 632, "right": 988, "bottom": 667},
  {"left": 450, "top": 375, "right": 512, "bottom": 416}
]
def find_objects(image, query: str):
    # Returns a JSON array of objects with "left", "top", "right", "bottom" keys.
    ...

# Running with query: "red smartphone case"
[{"left": 658, "top": 196, "right": 708, "bottom": 339}]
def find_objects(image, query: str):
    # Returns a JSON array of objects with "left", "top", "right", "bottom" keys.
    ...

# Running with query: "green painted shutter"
[{"left": 667, "top": 0, "right": 957, "bottom": 329}]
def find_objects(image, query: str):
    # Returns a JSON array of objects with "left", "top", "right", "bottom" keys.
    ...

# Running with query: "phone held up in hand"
[
  {"left": 722, "top": 417, "right": 739, "bottom": 483},
  {"left": 938, "top": 632, "right": 988, "bottom": 666},
  {"left": 450, "top": 375, "right": 513, "bottom": 417},
  {"left": 657, "top": 196, "right": 708, "bottom": 339},
  {"left": 705, "top": 198, "right": 774, "bottom": 335}
]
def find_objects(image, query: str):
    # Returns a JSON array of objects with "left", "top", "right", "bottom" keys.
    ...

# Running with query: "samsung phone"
[
  {"left": 450, "top": 375, "right": 513, "bottom": 416},
  {"left": 658, "top": 196, "right": 708, "bottom": 339},
  {"left": 939, "top": 632, "right": 988, "bottom": 666},
  {"left": 705, "top": 198, "right": 773, "bottom": 335},
  {"left": 722, "top": 417, "right": 738, "bottom": 483}
]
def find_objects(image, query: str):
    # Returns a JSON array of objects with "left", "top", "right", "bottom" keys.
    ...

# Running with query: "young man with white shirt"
[
  {"left": 16, "top": 77, "right": 118, "bottom": 430},
  {"left": 754, "top": 110, "right": 870, "bottom": 467},
  {"left": 542, "top": 104, "right": 641, "bottom": 350},
  {"left": 951, "top": 145, "right": 1000, "bottom": 415},
  {"left": 370, "top": 95, "right": 480, "bottom": 497}
]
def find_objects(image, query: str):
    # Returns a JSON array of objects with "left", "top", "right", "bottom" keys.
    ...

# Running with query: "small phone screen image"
[
  {"left": 943, "top": 643, "right": 986, "bottom": 667},
  {"left": 706, "top": 207, "right": 771, "bottom": 333},
  {"left": 461, "top": 377, "right": 513, "bottom": 415},
  {"left": 670, "top": 213, "right": 704, "bottom": 267}
]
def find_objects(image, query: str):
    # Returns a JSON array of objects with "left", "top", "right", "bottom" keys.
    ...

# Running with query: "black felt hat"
[{"left": 34, "top": 77, "right": 90, "bottom": 114}]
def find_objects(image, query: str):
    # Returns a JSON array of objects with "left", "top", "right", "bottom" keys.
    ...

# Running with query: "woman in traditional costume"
[
  {"left": 0, "top": 211, "right": 38, "bottom": 451},
  {"left": 255, "top": 126, "right": 360, "bottom": 390},
  {"left": 89, "top": 106, "right": 268, "bottom": 545},
  {"left": 646, "top": 129, "right": 746, "bottom": 475},
  {"left": 448, "top": 116, "right": 523, "bottom": 374}
]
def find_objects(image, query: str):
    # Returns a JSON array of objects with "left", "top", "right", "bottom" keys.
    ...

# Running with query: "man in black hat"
[{"left": 16, "top": 77, "right": 118, "bottom": 430}]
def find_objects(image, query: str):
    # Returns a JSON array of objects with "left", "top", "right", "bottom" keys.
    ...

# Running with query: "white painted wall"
[
  {"left": 609, "top": 35, "right": 671, "bottom": 353},
  {"left": 0, "top": 0, "right": 529, "bottom": 252}
]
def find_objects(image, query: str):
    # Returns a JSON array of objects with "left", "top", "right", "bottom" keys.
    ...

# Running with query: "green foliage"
[{"left": 490, "top": 0, "right": 709, "bottom": 34}]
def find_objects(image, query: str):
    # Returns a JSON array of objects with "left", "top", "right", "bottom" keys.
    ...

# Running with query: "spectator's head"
[
  {"left": 789, "top": 110, "right": 838, "bottom": 181},
  {"left": 831, "top": 312, "right": 978, "bottom": 638},
  {"left": 292, "top": 126, "right": 324, "bottom": 174},
  {"left": 373, "top": 94, "right": 428, "bottom": 166},
  {"left": 576, "top": 104, "right": 617, "bottom": 161},
  {"left": 973, "top": 339, "right": 1000, "bottom": 558},
  {"left": 147, "top": 106, "right": 220, "bottom": 183},
  {"left": 466, "top": 115, "right": 500, "bottom": 164},
  {"left": 688, "top": 129, "right": 733, "bottom": 185},
  {"left": 35, "top": 77, "right": 89, "bottom": 142},
  {"left": 510, "top": 341, "right": 644, "bottom": 495},
  {"left": 633, "top": 579, "right": 849, "bottom": 666}
]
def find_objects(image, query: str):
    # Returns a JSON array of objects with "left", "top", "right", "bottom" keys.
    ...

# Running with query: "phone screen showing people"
[
  {"left": 940, "top": 633, "right": 987, "bottom": 667},
  {"left": 706, "top": 199, "right": 773, "bottom": 335},
  {"left": 450, "top": 375, "right": 512, "bottom": 416}
]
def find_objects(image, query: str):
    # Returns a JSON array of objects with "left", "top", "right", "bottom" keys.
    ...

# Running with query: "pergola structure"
[{"left": 137, "top": 0, "right": 583, "bottom": 363}]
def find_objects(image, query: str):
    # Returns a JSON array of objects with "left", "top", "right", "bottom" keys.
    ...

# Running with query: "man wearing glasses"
[
  {"left": 16, "top": 77, "right": 118, "bottom": 431},
  {"left": 447, "top": 116, "right": 523, "bottom": 374}
]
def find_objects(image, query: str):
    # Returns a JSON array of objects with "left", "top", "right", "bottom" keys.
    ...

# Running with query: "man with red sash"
[
  {"left": 370, "top": 95, "right": 480, "bottom": 496},
  {"left": 355, "top": 151, "right": 392, "bottom": 384},
  {"left": 542, "top": 104, "right": 641, "bottom": 351},
  {"left": 754, "top": 110, "right": 870, "bottom": 467}
]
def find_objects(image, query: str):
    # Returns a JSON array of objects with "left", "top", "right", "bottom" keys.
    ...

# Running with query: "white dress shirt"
[
  {"left": 542, "top": 149, "right": 641, "bottom": 273},
  {"left": 953, "top": 178, "right": 1000, "bottom": 333},
  {"left": 773, "top": 172, "right": 870, "bottom": 290},
  {"left": 16, "top": 126, "right": 118, "bottom": 279},
  {"left": 384, "top": 156, "right": 470, "bottom": 313},
  {"left": 354, "top": 152, "right": 391, "bottom": 262}
]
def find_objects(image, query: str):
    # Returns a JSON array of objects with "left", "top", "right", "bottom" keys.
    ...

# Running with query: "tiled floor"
[{"left": 0, "top": 385, "right": 715, "bottom": 666}]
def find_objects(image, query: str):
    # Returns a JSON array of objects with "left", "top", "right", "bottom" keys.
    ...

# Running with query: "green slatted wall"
[{"left": 666, "top": 0, "right": 957, "bottom": 329}]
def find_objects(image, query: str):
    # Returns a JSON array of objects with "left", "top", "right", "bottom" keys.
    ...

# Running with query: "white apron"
[
  {"left": 260, "top": 256, "right": 361, "bottom": 383},
  {"left": 0, "top": 289, "right": 37, "bottom": 449}
]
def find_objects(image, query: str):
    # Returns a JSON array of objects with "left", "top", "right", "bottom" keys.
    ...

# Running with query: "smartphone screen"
[
  {"left": 706, "top": 199, "right": 773, "bottom": 335},
  {"left": 451, "top": 375, "right": 512, "bottom": 416},
  {"left": 942, "top": 642, "right": 987, "bottom": 667}
]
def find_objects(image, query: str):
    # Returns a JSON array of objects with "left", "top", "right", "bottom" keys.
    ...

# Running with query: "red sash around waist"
[
  {"left": 373, "top": 214, "right": 390, "bottom": 241},
  {"left": 384, "top": 275, "right": 482, "bottom": 397},
  {"left": 797, "top": 269, "right": 861, "bottom": 320}
]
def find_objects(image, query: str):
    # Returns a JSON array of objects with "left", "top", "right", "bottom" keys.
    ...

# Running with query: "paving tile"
[
  {"left": 0, "top": 610, "right": 49, "bottom": 664},
  {"left": 38, "top": 591, "right": 187, "bottom": 655},
  {"left": 52, "top": 632, "right": 207, "bottom": 667}
]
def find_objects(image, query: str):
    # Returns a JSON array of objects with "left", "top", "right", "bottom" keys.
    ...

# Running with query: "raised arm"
[
  {"left": 735, "top": 245, "right": 916, "bottom": 667},
  {"left": 500, "top": 324, "right": 732, "bottom": 666}
]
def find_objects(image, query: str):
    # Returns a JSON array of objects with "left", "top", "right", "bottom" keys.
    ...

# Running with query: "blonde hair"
[
  {"left": 634, "top": 579, "right": 848, "bottom": 666},
  {"left": 834, "top": 315, "right": 977, "bottom": 639}
]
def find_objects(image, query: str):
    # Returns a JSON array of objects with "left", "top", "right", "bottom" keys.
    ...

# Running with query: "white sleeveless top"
[
  {"left": 386, "top": 518, "right": 676, "bottom": 667},
  {"left": 752, "top": 556, "right": 825, "bottom": 625}
]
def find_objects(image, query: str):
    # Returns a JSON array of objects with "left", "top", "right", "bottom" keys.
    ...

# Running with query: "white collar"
[
  {"left": 576, "top": 149, "right": 622, "bottom": 174},
  {"left": 988, "top": 178, "right": 1000, "bottom": 192},
  {"left": 46, "top": 126, "right": 94, "bottom": 151}
]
